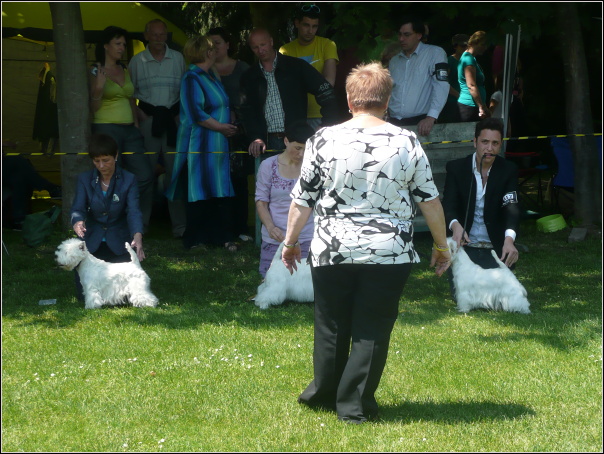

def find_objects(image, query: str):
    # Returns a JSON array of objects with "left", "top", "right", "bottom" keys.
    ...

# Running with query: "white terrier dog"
[
  {"left": 447, "top": 237, "right": 531, "bottom": 314},
  {"left": 253, "top": 242, "right": 314, "bottom": 309},
  {"left": 55, "top": 238, "right": 158, "bottom": 309}
]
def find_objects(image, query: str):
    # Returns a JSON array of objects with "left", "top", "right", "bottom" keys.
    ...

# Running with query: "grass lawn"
[{"left": 2, "top": 207, "right": 602, "bottom": 452}]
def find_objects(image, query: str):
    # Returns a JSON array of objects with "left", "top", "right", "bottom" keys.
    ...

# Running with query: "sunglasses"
[{"left": 301, "top": 4, "right": 320, "bottom": 13}]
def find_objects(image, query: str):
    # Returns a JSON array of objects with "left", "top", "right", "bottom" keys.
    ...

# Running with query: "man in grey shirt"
[
  {"left": 388, "top": 16, "right": 449, "bottom": 136},
  {"left": 129, "top": 19, "right": 186, "bottom": 237}
]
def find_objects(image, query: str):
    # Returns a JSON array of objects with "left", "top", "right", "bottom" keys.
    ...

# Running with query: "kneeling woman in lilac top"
[{"left": 255, "top": 121, "right": 315, "bottom": 278}]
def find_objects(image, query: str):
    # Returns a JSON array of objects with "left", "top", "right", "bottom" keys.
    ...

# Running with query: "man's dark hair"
[
  {"left": 285, "top": 120, "right": 315, "bottom": 144},
  {"left": 399, "top": 15, "right": 425, "bottom": 37},
  {"left": 89, "top": 133, "right": 118, "bottom": 159},
  {"left": 475, "top": 117, "right": 504, "bottom": 139},
  {"left": 296, "top": 3, "right": 321, "bottom": 21}
]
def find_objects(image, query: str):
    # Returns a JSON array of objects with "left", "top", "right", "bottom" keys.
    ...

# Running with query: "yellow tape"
[{"left": 5, "top": 133, "right": 601, "bottom": 156}]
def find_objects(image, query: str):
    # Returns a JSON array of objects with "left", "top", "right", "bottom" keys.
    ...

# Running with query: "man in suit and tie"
[{"left": 442, "top": 117, "right": 521, "bottom": 283}]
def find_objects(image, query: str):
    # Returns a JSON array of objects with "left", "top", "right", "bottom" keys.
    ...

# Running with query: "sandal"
[{"left": 224, "top": 241, "right": 241, "bottom": 252}]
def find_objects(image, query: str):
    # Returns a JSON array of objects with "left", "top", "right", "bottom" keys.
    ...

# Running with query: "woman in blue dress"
[{"left": 166, "top": 35, "right": 239, "bottom": 250}]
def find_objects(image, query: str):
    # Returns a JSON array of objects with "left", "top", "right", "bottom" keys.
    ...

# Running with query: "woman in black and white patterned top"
[{"left": 281, "top": 62, "right": 451, "bottom": 424}]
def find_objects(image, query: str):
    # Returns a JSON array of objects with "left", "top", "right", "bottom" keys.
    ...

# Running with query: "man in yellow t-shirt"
[{"left": 279, "top": 4, "right": 338, "bottom": 131}]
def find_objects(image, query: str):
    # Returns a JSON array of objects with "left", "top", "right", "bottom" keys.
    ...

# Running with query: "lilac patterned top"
[
  {"left": 255, "top": 155, "right": 314, "bottom": 245},
  {"left": 291, "top": 122, "right": 439, "bottom": 266}
]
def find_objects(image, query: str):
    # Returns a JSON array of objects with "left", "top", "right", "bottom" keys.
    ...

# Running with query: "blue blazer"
[{"left": 71, "top": 166, "right": 144, "bottom": 256}]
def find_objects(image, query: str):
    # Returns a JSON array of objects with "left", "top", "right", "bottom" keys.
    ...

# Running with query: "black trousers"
[
  {"left": 229, "top": 134, "right": 255, "bottom": 236},
  {"left": 2, "top": 155, "right": 58, "bottom": 223},
  {"left": 457, "top": 102, "right": 480, "bottom": 122},
  {"left": 183, "top": 197, "right": 235, "bottom": 249},
  {"left": 299, "top": 263, "right": 412, "bottom": 423}
]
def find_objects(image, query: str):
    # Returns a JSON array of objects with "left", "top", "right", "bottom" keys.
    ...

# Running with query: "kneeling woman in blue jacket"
[{"left": 70, "top": 133, "right": 145, "bottom": 299}]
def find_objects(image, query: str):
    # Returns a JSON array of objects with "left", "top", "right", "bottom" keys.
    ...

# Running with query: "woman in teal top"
[
  {"left": 165, "top": 35, "right": 239, "bottom": 250},
  {"left": 457, "top": 31, "right": 490, "bottom": 122}
]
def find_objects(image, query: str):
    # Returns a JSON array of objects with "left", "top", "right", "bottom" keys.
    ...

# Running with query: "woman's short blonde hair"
[
  {"left": 346, "top": 62, "right": 393, "bottom": 111},
  {"left": 183, "top": 35, "right": 214, "bottom": 64},
  {"left": 468, "top": 31, "right": 486, "bottom": 47}
]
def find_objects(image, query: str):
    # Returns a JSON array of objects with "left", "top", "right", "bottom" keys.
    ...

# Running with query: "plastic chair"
[{"left": 549, "top": 136, "right": 602, "bottom": 211}]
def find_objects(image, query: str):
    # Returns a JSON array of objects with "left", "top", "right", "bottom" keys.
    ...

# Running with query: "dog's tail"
[
  {"left": 125, "top": 242, "right": 140, "bottom": 265},
  {"left": 490, "top": 249, "right": 508, "bottom": 269}
]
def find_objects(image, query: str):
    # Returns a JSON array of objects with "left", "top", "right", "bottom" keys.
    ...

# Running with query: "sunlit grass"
[{"left": 1, "top": 216, "right": 601, "bottom": 452}]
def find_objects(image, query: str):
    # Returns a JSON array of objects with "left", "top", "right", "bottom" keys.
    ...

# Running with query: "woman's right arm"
[
  {"left": 71, "top": 175, "right": 88, "bottom": 237},
  {"left": 417, "top": 197, "right": 451, "bottom": 277},
  {"left": 255, "top": 160, "right": 285, "bottom": 242},
  {"left": 464, "top": 65, "right": 489, "bottom": 118},
  {"left": 282, "top": 201, "right": 313, "bottom": 273}
]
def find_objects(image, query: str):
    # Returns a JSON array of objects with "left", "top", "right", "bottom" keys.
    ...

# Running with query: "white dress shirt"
[{"left": 388, "top": 42, "right": 449, "bottom": 120}]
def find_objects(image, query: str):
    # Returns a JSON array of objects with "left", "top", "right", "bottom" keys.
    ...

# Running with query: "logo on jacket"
[{"left": 113, "top": 194, "right": 120, "bottom": 203}]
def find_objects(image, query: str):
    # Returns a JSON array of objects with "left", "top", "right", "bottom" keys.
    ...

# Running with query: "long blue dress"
[{"left": 166, "top": 64, "right": 235, "bottom": 202}]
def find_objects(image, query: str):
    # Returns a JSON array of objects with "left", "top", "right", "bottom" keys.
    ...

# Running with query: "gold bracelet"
[
  {"left": 283, "top": 241, "right": 299, "bottom": 248},
  {"left": 433, "top": 242, "right": 449, "bottom": 252}
]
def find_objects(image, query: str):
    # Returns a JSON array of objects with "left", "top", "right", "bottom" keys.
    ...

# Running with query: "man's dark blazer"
[
  {"left": 71, "top": 166, "right": 144, "bottom": 256},
  {"left": 239, "top": 52, "right": 339, "bottom": 144},
  {"left": 442, "top": 154, "right": 520, "bottom": 257}
]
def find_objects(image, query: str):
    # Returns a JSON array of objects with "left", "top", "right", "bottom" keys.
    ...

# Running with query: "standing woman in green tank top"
[{"left": 89, "top": 26, "right": 154, "bottom": 234}]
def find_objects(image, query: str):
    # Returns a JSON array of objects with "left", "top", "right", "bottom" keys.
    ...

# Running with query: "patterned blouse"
[{"left": 291, "top": 122, "right": 439, "bottom": 266}]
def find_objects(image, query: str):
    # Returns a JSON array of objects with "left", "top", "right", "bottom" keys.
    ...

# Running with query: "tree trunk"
[
  {"left": 556, "top": 3, "right": 601, "bottom": 229},
  {"left": 49, "top": 2, "right": 91, "bottom": 231}
]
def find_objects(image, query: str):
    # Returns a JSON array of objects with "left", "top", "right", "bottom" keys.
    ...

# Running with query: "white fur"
[
  {"left": 253, "top": 242, "right": 314, "bottom": 309},
  {"left": 447, "top": 237, "right": 531, "bottom": 314},
  {"left": 55, "top": 238, "right": 158, "bottom": 309}
]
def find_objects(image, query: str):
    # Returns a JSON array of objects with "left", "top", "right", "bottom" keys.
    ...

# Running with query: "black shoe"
[{"left": 338, "top": 416, "right": 367, "bottom": 425}]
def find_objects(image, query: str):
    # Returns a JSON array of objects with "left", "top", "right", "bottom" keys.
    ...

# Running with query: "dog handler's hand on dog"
[
  {"left": 500, "top": 236, "right": 518, "bottom": 267},
  {"left": 131, "top": 233, "right": 145, "bottom": 262},
  {"left": 450, "top": 221, "right": 469, "bottom": 247},
  {"left": 73, "top": 221, "right": 87, "bottom": 238}
]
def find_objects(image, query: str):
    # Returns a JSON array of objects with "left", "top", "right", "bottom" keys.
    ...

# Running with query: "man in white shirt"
[
  {"left": 388, "top": 16, "right": 449, "bottom": 136},
  {"left": 129, "top": 19, "right": 186, "bottom": 238}
]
